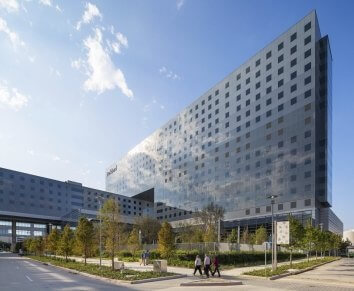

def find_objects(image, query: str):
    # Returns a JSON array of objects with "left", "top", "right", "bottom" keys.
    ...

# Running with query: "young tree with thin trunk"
[
  {"left": 75, "top": 217, "right": 94, "bottom": 265},
  {"left": 227, "top": 229, "right": 238, "bottom": 244},
  {"left": 255, "top": 226, "right": 268, "bottom": 244},
  {"left": 127, "top": 227, "right": 141, "bottom": 257},
  {"left": 287, "top": 216, "right": 304, "bottom": 267},
  {"left": 58, "top": 224, "right": 74, "bottom": 262},
  {"left": 157, "top": 221, "right": 175, "bottom": 258},
  {"left": 100, "top": 198, "right": 121, "bottom": 270},
  {"left": 46, "top": 228, "right": 60, "bottom": 255}
]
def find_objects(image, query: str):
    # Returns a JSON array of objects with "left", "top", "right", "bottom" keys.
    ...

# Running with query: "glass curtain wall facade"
[{"left": 107, "top": 11, "right": 341, "bottom": 232}]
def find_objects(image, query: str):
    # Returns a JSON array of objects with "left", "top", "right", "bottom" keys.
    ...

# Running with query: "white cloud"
[
  {"left": 159, "top": 66, "right": 181, "bottom": 80},
  {"left": 0, "top": 80, "right": 29, "bottom": 111},
  {"left": 28, "top": 56, "right": 35, "bottom": 63},
  {"left": 0, "top": 0, "right": 19, "bottom": 12},
  {"left": 38, "top": 0, "right": 52, "bottom": 6},
  {"left": 52, "top": 155, "right": 60, "bottom": 161},
  {"left": 50, "top": 67, "right": 61, "bottom": 78},
  {"left": 76, "top": 2, "right": 102, "bottom": 30},
  {"left": 55, "top": 4, "right": 62, "bottom": 12},
  {"left": 176, "top": 0, "right": 185, "bottom": 10},
  {"left": 107, "top": 28, "right": 128, "bottom": 54},
  {"left": 0, "top": 17, "right": 25, "bottom": 49},
  {"left": 76, "top": 28, "right": 133, "bottom": 98},
  {"left": 27, "top": 149, "right": 35, "bottom": 156}
]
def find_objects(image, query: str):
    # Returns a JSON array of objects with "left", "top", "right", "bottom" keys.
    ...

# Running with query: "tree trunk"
[
  {"left": 290, "top": 249, "right": 293, "bottom": 268},
  {"left": 65, "top": 253, "right": 67, "bottom": 262}
]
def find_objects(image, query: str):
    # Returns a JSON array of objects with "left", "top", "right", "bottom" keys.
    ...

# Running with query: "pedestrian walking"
[
  {"left": 203, "top": 254, "right": 211, "bottom": 278},
  {"left": 140, "top": 250, "right": 146, "bottom": 266},
  {"left": 211, "top": 255, "right": 221, "bottom": 277},
  {"left": 145, "top": 249, "right": 150, "bottom": 265},
  {"left": 193, "top": 255, "right": 202, "bottom": 276}
]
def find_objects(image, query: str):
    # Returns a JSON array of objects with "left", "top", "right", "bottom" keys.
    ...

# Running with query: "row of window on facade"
[
  {"left": 163, "top": 23, "right": 312, "bottom": 131},
  {"left": 244, "top": 198, "right": 312, "bottom": 216}
]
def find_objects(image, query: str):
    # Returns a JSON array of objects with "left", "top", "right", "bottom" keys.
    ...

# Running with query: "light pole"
[
  {"left": 97, "top": 196, "right": 104, "bottom": 269},
  {"left": 319, "top": 223, "right": 323, "bottom": 258},
  {"left": 267, "top": 194, "right": 278, "bottom": 272}
]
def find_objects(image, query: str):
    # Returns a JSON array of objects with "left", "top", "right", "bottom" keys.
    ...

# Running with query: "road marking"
[{"left": 25, "top": 275, "right": 33, "bottom": 282}]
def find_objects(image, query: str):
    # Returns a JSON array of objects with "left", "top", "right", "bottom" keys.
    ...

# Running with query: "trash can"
[{"left": 153, "top": 260, "right": 167, "bottom": 272}]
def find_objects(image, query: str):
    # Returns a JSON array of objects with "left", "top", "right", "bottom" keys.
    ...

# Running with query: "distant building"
[
  {"left": 106, "top": 11, "right": 343, "bottom": 235},
  {"left": 0, "top": 167, "right": 154, "bottom": 248},
  {"left": 344, "top": 230, "right": 354, "bottom": 244}
]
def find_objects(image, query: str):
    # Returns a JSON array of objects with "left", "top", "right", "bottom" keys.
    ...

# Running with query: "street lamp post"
[
  {"left": 319, "top": 223, "right": 323, "bottom": 258},
  {"left": 267, "top": 194, "right": 278, "bottom": 272}
]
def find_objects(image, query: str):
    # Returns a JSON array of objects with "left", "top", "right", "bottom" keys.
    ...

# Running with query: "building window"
[
  {"left": 266, "top": 51, "right": 272, "bottom": 59},
  {"left": 290, "top": 45, "right": 297, "bottom": 55},
  {"left": 256, "top": 70, "right": 260, "bottom": 78},
  {"left": 255, "top": 59, "right": 261, "bottom": 66},
  {"left": 290, "top": 58, "right": 297, "bottom": 67},
  {"left": 304, "top": 76, "right": 311, "bottom": 85},
  {"left": 278, "top": 204, "right": 283, "bottom": 211},
  {"left": 245, "top": 209, "right": 250, "bottom": 215},
  {"left": 304, "top": 62, "right": 311, "bottom": 72},
  {"left": 225, "top": 82, "right": 229, "bottom": 88},
  {"left": 278, "top": 67, "right": 284, "bottom": 75},
  {"left": 304, "top": 199, "right": 311, "bottom": 206},
  {"left": 304, "top": 35, "right": 311, "bottom": 45},
  {"left": 304, "top": 89, "right": 311, "bottom": 98},
  {"left": 291, "top": 71, "right": 297, "bottom": 80},
  {"left": 278, "top": 42, "right": 284, "bottom": 51},
  {"left": 246, "top": 66, "right": 250, "bottom": 74},
  {"left": 278, "top": 104, "right": 284, "bottom": 112},
  {"left": 304, "top": 21, "right": 311, "bottom": 32},
  {"left": 278, "top": 54, "right": 284, "bottom": 63},
  {"left": 290, "top": 32, "right": 297, "bottom": 42},
  {"left": 291, "top": 84, "right": 297, "bottom": 93},
  {"left": 304, "top": 48, "right": 311, "bottom": 58},
  {"left": 266, "top": 63, "right": 272, "bottom": 71}
]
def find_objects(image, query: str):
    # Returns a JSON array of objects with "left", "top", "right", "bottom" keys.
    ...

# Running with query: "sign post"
[{"left": 275, "top": 221, "right": 290, "bottom": 270}]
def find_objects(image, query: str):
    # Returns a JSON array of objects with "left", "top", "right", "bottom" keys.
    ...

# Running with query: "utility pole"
[{"left": 267, "top": 194, "right": 278, "bottom": 272}]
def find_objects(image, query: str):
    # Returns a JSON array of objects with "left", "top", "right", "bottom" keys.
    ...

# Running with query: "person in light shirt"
[
  {"left": 193, "top": 255, "right": 202, "bottom": 275},
  {"left": 203, "top": 254, "right": 211, "bottom": 278}
]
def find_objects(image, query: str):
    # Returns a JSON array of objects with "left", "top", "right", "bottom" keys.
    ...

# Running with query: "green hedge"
[{"left": 118, "top": 249, "right": 306, "bottom": 268}]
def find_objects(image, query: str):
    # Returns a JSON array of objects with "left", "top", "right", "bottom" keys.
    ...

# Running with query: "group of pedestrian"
[
  {"left": 139, "top": 250, "right": 150, "bottom": 266},
  {"left": 193, "top": 254, "right": 220, "bottom": 278}
]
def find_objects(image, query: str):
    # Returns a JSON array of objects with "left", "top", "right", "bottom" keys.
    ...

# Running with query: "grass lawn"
[
  {"left": 27, "top": 255, "right": 176, "bottom": 281},
  {"left": 243, "top": 257, "right": 337, "bottom": 277}
]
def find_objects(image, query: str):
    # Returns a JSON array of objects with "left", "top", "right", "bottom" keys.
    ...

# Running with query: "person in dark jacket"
[{"left": 211, "top": 255, "right": 220, "bottom": 277}]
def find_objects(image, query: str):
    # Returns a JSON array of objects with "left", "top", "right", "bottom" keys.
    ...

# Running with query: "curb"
[
  {"left": 26, "top": 257, "right": 185, "bottom": 285},
  {"left": 180, "top": 280, "right": 242, "bottom": 286},
  {"left": 130, "top": 274, "right": 186, "bottom": 284}
]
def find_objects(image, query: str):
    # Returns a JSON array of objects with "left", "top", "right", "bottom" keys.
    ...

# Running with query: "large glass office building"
[{"left": 106, "top": 11, "right": 343, "bottom": 234}]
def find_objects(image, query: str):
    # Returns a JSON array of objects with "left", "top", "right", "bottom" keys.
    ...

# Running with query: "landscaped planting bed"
[
  {"left": 243, "top": 257, "right": 337, "bottom": 277},
  {"left": 27, "top": 255, "right": 176, "bottom": 281}
]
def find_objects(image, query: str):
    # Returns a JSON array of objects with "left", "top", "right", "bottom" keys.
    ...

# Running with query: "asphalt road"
[
  {"left": 0, "top": 253, "right": 134, "bottom": 291},
  {"left": 1, "top": 253, "right": 353, "bottom": 291}
]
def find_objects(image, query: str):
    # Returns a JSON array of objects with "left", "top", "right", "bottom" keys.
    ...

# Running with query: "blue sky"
[{"left": 0, "top": 0, "right": 353, "bottom": 229}]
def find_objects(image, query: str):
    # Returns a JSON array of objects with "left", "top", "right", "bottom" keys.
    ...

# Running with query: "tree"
[
  {"left": 46, "top": 228, "right": 60, "bottom": 255},
  {"left": 303, "top": 220, "right": 316, "bottom": 262},
  {"left": 204, "top": 225, "right": 217, "bottom": 242},
  {"left": 228, "top": 229, "right": 238, "bottom": 244},
  {"left": 127, "top": 228, "right": 141, "bottom": 256},
  {"left": 100, "top": 198, "right": 121, "bottom": 270},
  {"left": 157, "top": 222, "right": 175, "bottom": 258},
  {"left": 58, "top": 224, "right": 74, "bottom": 262},
  {"left": 75, "top": 217, "right": 94, "bottom": 265},
  {"left": 241, "top": 227, "right": 249, "bottom": 244},
  {"left": 287, "top": 216, "right": 305, "bottom": 267},
  {"left": 255, "top": 226, "right": 268, "bottom": 244},
  {"left": 134, "top": 216, "right": 161, "bottom": 244},
  {"left": 196, "top": 202, "right": 225, "bottom": 242}
]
